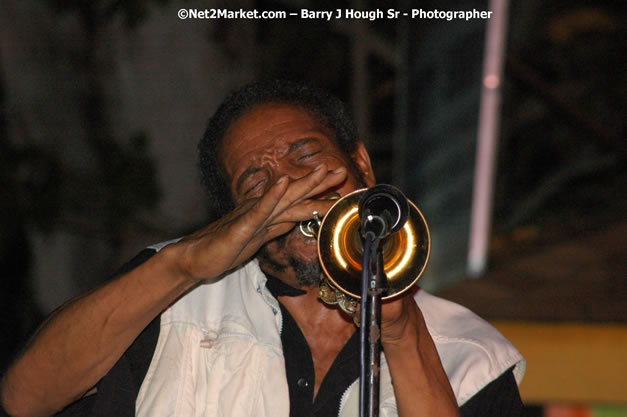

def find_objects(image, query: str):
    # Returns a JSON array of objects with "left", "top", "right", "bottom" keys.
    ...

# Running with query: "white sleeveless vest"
[{"left": 136, "top": 253, "right": 524, "bottom": 417}]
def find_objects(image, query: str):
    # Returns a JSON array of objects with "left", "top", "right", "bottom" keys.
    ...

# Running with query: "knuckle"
[{"left": 279, "top": 206, "right": 292, "bottom": 217}]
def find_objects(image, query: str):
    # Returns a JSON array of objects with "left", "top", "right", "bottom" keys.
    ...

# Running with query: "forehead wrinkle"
[
  {"left": 232, "top": 137, "right": 320, "bottom": 195},
  {"left": 222, "top": 104, "right": 341, "bottom": 193}
]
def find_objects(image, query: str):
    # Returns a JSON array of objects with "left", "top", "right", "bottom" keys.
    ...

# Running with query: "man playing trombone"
[{"left": 1, "top": 80, "right": 524, "bottom": 417}]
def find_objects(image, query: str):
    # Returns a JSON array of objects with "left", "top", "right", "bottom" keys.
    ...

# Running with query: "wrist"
[
  {"left": 381, "top": 299, "right": 423, "bottom": 346},
  {"left": 154, "top": 242, "right": 198, "bottom": 289},
  {"left": 382, "top": 326, "right": 423, "bottom": 363}
]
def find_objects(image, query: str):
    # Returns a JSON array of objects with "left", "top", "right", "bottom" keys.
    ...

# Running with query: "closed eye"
[
  {"left": 288, "top": 138, "right": 322, "bottom": 163},
  {"left": 297, "top": 150, "right": 321, "bottom": 161},
  {"left": 245, "top": 178, "right": 268, "bottom": 197}
]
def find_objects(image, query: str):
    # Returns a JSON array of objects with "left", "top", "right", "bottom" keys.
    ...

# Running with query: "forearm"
[
  {"left": 0, "top": 245, "right": 194, "bottom": 417},
  {"left": 382, "top": 303, "right": 460, "bottom": 417},
  {"left": 0, "top": 165, "right": 346, "bottom": 417}
]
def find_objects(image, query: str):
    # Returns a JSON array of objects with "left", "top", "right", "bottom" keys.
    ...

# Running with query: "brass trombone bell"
[{"left": 309, "top": 188, "right": 430, "bottom": 308}]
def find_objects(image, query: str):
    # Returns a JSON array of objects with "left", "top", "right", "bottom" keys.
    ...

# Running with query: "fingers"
[
  {"left": 270, "top": 164, "right": 347, "bottom": 219},
  {"left": 228, "top": 173, "right": 291, "bottom": 233},
  {"left": 299, "top": 166, "right": 347, "bottom": 200},
  {"left": 176, "top": 164, "right": 349, "bottom": 279},
  {"left": 270, "top": 199, "right": 332, "bottom": 226},
  {"left": 270, "top": 164, "right": 346, "bottom": 216},
  {"left": 219, "top": 163, "right": 349, "bottom": 261},
  {"left": 243, "top": 163, "right": 347, "bottom": 227}
]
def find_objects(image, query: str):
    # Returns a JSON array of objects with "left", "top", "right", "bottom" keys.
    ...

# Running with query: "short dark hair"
[{"left": 198, "top": 80, "right": 359, "bottom": 218}]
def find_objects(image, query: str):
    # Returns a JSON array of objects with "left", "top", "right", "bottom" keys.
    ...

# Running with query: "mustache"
[
  {"left": 256, "top": 225, "right": 321, "bottom": 287},
  {"left": 255, "top": 226, "right": 299, "bottom": 272}
]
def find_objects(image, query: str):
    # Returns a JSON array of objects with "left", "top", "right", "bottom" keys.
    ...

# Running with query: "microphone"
[{"left": 358, "top": 184, "right": 409, "bottom": 240}]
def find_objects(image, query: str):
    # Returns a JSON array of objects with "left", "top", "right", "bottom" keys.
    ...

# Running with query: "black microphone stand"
[
  {"left": 357, "top": 184, "right": 410, "bottom": 417},
  {"left": 359, "top": 231, "right": 386, "bottom": 417}
]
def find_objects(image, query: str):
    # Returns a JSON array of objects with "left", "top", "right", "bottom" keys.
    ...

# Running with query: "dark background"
[{"left": 1, "top": 0, "right": 625, "bottom": 412}]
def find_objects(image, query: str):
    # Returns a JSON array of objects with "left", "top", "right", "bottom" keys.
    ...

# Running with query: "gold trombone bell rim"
[{"left": 317, "top": 188, "right": 431, "bottom": 300}]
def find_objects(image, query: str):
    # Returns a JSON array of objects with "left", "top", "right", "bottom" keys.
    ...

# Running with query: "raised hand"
[{"left": 172, "top": 163, "right": 348, "bottom": 282}]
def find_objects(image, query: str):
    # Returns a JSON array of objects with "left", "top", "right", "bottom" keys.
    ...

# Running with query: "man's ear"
[{"left": 352, "top": 142, "right": 376, "bottom": 187}]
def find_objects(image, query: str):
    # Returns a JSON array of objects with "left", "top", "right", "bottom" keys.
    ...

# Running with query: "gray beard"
[
  {"left": 257, "top": 232, "right": 322, "bottom": 287},
  {"left": 289, "top": 256, "right": 322, "bottom": 287}
]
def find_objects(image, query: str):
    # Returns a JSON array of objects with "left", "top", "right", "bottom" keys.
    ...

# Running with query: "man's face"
[{"left": 220, "top": 103, "right": 375, "bottom": 287}]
